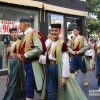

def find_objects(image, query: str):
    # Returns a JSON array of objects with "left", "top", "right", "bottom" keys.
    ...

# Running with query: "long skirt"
[{"left": 3, "top": 58, "right": 26, "bottom": 100}]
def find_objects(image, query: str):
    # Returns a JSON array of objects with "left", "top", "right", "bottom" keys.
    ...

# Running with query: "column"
[
  {"left": 76, "top": 17, "right": 86, "bottom": 36},
  {"left": 64, "top": 15, "right": 67, "bottom": 41},
  {"left": 34, "top": 14, "right": 39, "bottom": 30}
]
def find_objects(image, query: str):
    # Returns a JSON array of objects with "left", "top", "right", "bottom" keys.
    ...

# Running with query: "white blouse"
[{"left": 10, "top": 41, "right": 17, "bottom": 56}]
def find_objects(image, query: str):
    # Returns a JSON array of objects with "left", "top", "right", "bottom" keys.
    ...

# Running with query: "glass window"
[
  {"left": 0, "top": 6, "right": 39, "bottom": 70},
  {"left": 48, "top": 13, "right": 64, "bottom": 40},
  {"left": 67, "top": 17, "right": 79, "bottom": 39}
]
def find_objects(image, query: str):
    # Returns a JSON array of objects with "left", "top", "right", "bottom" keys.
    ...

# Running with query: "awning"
[
  {"left": 43, "top": 3, "right": 88, "bottom": 17},
  {"left": 0, "top": 0, "right": 88, "bottom": 16},
  {"left": 0, "top": 0, "right": 43, "bottom": 8}
]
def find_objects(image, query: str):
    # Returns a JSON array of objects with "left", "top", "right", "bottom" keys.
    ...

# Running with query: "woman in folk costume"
[
  {"left": 85, "top": 38, "right": 95, "bottom": 70},
  {"left": 95, "top": 31, "right": 100, "bottom": 92},
  {"left": 39, "top": 24, "right": 87, "bottom": 100},
  {"left": 3, "top": 28, "right": 26, "bottom": 100}
]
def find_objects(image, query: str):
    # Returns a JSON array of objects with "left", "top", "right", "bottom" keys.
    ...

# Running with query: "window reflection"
[
  {"left": 48, "top": 14, "right": 64, "bottom": 40},
  {"left": 0, "top": 6, "right": 39, "bottom": 70}
]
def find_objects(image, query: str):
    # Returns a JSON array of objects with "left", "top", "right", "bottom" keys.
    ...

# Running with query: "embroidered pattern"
[
  {"left": 20, "top": 30, "right": 39, "bottom": 53},
  {"left": 71, "top": 35, "right": 84, "bottom": 50},
  {"left": 16, "top": 40, "right": 21, "bottom": 54},
  {"left": 96, "top": 41, "right": 100, "bottom": 51}
]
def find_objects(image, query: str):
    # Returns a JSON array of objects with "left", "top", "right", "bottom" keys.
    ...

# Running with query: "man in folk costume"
[
  {"left": 68, "top": 27, "right": 89, "bottom": 86},
  {"left": 95, "top": 31, "right": 100, "bottom": 92},
  {"left": 39, "top": 24, "right": 87, "bottom": 100},
  {"left": 17, "top": 19, "right": 46, "bottom": 100},
  {"left": 3, "top": 28, "right": 26, "bottom": 100}
]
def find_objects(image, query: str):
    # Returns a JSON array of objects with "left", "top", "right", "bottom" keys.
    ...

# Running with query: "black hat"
[
  {"left": 9, "top": 28, "right": 17, "bottom": 33},
  {"left": 51, "top": 23, "right": 61, "bottom": 28},
  {"left": 98, "top": 30, "right": 100, "bottom": 33},
  {"left": 74, "top": 27, "right": 80, "bottom": 31},
  {"left": 20, "top": 18, "right": 30, "bottom": 23}
]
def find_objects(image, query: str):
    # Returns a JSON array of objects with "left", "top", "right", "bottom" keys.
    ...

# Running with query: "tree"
[
  {"left": 86, "top": 18, "right": 100, "bottom": 37},
  {"left": 67, "top": 21, "right": 77, "bottom": 35},
  {"left": 86, "top": 0, "right": 100, "bottom": 37},
  {"left": 86, "top": 0, "right": 100, "bottom": 16}
]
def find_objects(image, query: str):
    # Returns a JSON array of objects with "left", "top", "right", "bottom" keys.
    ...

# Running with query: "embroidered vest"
[
  {"left": 71, "top": 35, "right": 84, "bottom": 51},
  {"left": 20, "top": 30, "right": 33, "bottom": 55},
  {"left": 47, "top": 40, "right": 63, "bottom": 62},
  {"left": 20, "top": 30, "right": 46, "bottom": 55},
  {"left": 95, "top": 41, "right": 100, "bottom": 51}
]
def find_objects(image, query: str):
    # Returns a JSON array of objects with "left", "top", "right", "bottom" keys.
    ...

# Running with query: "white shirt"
[
  {"left": 39, "top": 41, "right": 70, "bottom": 78},
  {"left": 88, "top": 41, "right": 95, "bottom": 49},
  {"left": 45, "top": 39, "right": 52, "bottom": 48},
  {"left": 49, "top": 40, "right": 58, "bottom": 61},
  {"left": 24, "top": 27, "right": 33, "bottom": 58},
  {"left": 10, "top": 41, "right": 17, "bottom": 56},
  {"left": 24, "top": 27, "right": 32, "bottom": 35},
  {"left": 74, "top": 35, "right": 80, "bottom": 41}
]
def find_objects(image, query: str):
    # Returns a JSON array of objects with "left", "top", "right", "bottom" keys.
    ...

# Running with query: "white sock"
[
  {"left": 83, "top": 73, "right": 88, "bottom": 82},
  {"left": 26, "top": 98, "right": 33, "bottom": 100}
]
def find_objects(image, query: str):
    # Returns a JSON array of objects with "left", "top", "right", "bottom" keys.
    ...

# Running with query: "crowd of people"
[{"left": 2, "top": 18, "right": 100, "bottom": 100}]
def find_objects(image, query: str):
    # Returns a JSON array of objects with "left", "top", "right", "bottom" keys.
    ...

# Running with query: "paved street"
[{"left": 0, "top": 70, "right": 100, "bottom": 100}]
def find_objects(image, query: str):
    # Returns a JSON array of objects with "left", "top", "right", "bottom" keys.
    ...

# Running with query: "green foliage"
[
  {"left": 86, "top": 0, "right": 100, "bottom": 16},
  {"left": 86, "top": 0, "right": 100, "bottom": 37},
  {"left": 67, "top": 21, "right": 77, "bottom": 35}
]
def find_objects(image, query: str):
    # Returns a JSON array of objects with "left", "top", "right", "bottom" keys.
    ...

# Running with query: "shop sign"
[{"left": 0, "top": 20, "right": 22, "bottom": 34}]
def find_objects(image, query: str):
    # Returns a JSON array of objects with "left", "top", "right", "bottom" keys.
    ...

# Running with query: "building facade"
[{"left": 0, "top": 0, "right": 88, "bottom": 74}]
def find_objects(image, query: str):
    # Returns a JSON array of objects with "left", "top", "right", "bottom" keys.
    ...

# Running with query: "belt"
[
  {"left": 72, "top": 53, "right": 84, "bottom": 56},
  {"left": 22, "top": 56, "right": 39, "bottom": 63},
  {"left": 85, "top": 56, "right": 92, "bottom": 59},
  {"left": 9, "top": 56, "right": 17, "bottom": 59},
  {"left": 49, "top": 60, "right": 57, "bottom": 65}
]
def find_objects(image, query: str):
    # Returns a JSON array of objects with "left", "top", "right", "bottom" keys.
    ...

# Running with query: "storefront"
[
  {"left": 0, "top": 0, "right": 88, "bottom": 75},
  {"left": 0, "top": 0, "right": 42, "bottom": 74},
  {"left": 37, "top": 0, "right": 88, "bottom": 39}
]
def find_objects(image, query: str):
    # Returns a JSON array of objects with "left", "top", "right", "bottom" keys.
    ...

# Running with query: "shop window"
[
  {"left": 0, "top": 6, "right": 39, "bottom": 70},
  {"left": 48, "top": 13, "right": 64, "bottom": 40},
  {"left": 67, "top": 17, "right": 79, "bottom": 39}
]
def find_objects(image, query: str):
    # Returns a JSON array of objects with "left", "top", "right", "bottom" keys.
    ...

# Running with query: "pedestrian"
[
  {"left": 70, "top": 36, "right": 78, "bottom": 75},
  {"left": 3, "top": 28, "right": 26, "bottom": 100},
  {"left": 17, "top": 18, "right": 46, "bottom": 100},
  {"left": 39, "top": 24, "right": 87, "bottom": 100},
  {"left": 95, "top": 30, "right": 100, "bottom": 92},
  {"left": 68, "top": 27, "right": 90, "bottom": 86},
  {"left": 87, "top": 38, "right": 95, "bottom": 70}
]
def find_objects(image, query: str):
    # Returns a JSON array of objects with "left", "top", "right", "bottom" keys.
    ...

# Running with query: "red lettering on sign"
[
  {"left": 1, "top": 20, "right": 15, "bottom": 25},
  {"left": 7, "top": 25, "right": 10, "bottom": 33},
  {"left": 3, "top": 25, "right": 6, "bottom": 33},
  {"left": 1, "top": 20, "right": 4, "bottom": 24},
  {"left": 0, "top": 20, "right": 21, "bottom": 34}
]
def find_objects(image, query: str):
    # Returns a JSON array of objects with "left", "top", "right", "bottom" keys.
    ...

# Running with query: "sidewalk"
[
  {"left": 0, "top": 70, "right": 100, "bottom": 100},
  {"left": 0, "top": 75, "right": 39, "bottom": 100}
]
